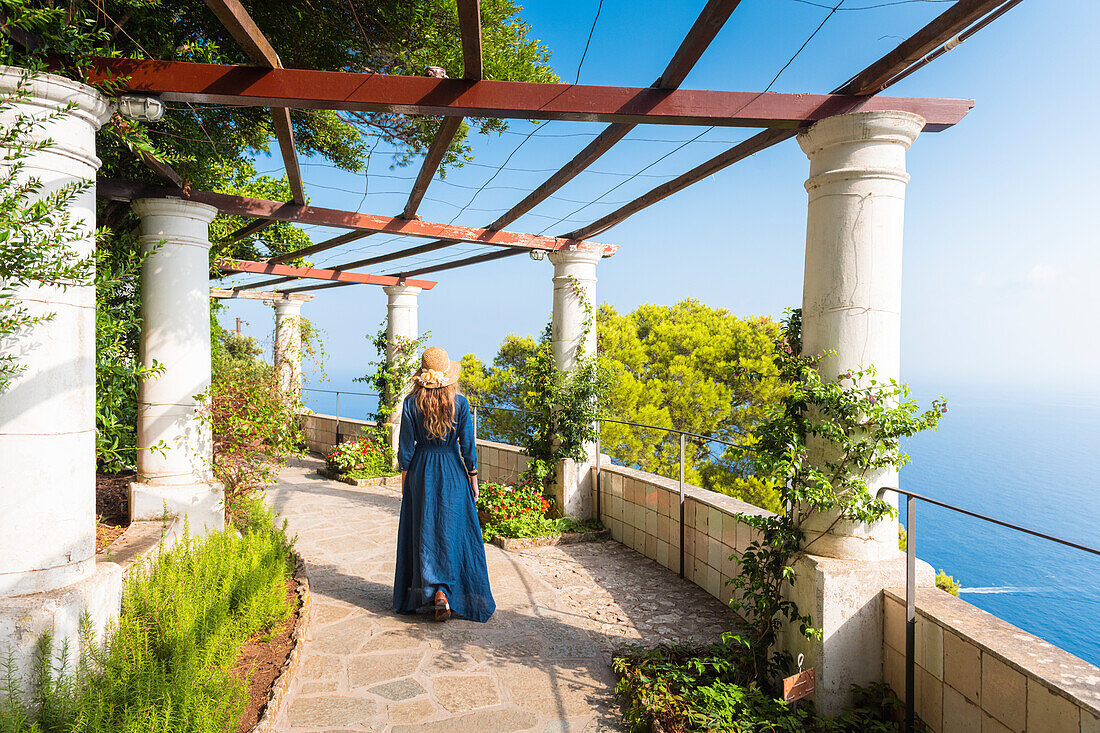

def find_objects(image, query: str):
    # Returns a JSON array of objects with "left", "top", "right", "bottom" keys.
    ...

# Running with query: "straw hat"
[{"left": 413, "top": 346, "right": 461, "bottom": 389}]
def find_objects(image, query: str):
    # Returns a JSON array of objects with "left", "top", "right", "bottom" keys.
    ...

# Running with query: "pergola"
[{"left": 0, "top": 0, "right": 1020, "bottom": 715}]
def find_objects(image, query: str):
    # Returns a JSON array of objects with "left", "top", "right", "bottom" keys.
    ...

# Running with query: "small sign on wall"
[{"left": 782, "top": 654, "right": 815, "bottom": 702}]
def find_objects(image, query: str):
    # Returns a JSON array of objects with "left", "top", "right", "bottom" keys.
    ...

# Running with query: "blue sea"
[
  {"left": 902, "top": 382, "right": 1100, "bottom": 667},
  {"left": 303, "top": 375, "right": 1100, "bottom": 666}
]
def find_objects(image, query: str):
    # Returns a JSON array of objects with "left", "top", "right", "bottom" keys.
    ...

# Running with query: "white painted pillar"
[
  {"left": 130, "top": 197, "right": 224, "bottom": 532},
  {"left": 784, "top": 110, "right": 934, "bottom": 715},
  {"left": 274, "top": 298, "right": 303, "bottom": 400},
  {"left": 382, "top": 285, "right": 420, "bottom": 447},
  {"left": 797, "top": 109, "right": 924, "bottom": 561},
  {"left": 548, "top": 248, "right": 601, "bottom": 519},
  {"left": 0, "top": 67, "right": 121, "bottom": 693}
]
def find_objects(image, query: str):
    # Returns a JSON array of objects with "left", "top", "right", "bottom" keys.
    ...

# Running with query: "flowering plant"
[
  {"left": 476, "top": 480, "right": 550, "bottom": 525},
  {"left": 326, "top": 435, "right": 395, "bottom": 478}
]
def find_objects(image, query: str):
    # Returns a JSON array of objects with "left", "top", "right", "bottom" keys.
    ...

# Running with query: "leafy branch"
[{"left": 724, "top": 309, "right": 948, "bottom": 682}]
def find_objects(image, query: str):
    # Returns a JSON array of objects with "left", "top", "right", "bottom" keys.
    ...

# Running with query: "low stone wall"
[
  {"left": 596, "top": 462, "right": 770, "bottom": 603},
  {"left": 474, "top": 439, "right": 531, "bottom": 485},
  {"left": 300, "top": 413, "right": 378, "bottom": 455},
  {"left": 884, "top": 587, "right": 1100, "bottom": 732}
]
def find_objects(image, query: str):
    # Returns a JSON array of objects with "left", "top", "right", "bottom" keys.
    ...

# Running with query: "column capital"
[
  {"left": 548, "top": 247, "right": 602, "bottom": 268},
  {"left": 273, "top": 298, "right": 303, "bottom": 316},
  {"left": 797, "top": 110, "right": 924, "bottom": 156},
  {"left": 132, "top": 196, "right": 219, "bottom": 224},
  {"left": 0, "top": 65, "right": 112, "bottom": 129},
  {"left": 798, "top": 111, "right": 924, "bottom": 193},
  {"left": 383, "top": 284, "right": 422, "bottom": 300}
]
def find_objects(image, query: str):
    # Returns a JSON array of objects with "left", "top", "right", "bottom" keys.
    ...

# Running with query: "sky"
[{"left": 215, "top": 0, "right": 1100, "bottom": 398}]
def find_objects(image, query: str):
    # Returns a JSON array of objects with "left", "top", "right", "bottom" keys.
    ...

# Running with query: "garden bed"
[
  {"left": 491, "top": 527, "right": 610, "bottom": 551},
  {"left": 95, "top": 469, "right": 132, "bottom": 552},
  {"left": 234, "top": 569, "right": 312, "bottom": 733},
  {"left": 317, "top": 466, "right": 402, "bottom": 488}
]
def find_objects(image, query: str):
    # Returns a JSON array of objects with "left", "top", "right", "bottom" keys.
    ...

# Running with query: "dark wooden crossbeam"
[
  {"left": 309, "top": 0, "right": 746, "bottom": 288},
  {"left": 267, "top": 230, "right": 372, "bottom": 265},
  {"left": 88, "top": 58, "right": 972, "bottom": 131},
  {"left": 390, "top": 0, "right": 1018, "bottom": 275},
  {"left": 564, "top": 0, "right": 1016, "bottom": 241},
  {"left": 219, "top": 259, "right": 438, "bottom": 289},
  {"left": 203, "top": 0, "right": 305, "bottom": 204},
  {"left": 97, "top": 178, "right": 617, "bottom": 256},
  {"left": 225, "top": 218, "right": 276, "bottom": 242}
]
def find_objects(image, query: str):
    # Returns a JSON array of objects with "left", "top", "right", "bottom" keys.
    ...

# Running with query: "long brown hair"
[{"left": 413, "top": 381, "right": 459, "bottom": 439}]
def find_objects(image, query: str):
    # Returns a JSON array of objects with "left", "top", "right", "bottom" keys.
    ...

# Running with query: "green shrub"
[
  {"left": 0, "top": 507, "right": 295, "bottom": 732},
  {"left": 200, "top": 354, "right": 303, "bottom": 524},
  {"left": 935, "top": 570, "right": 961, "bottom": 596},
  {"left": 613, "top": 642, "right": 912, "bottom": 732}
]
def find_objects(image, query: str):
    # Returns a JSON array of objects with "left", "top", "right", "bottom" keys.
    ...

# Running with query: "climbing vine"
[
  {"left": 725, "top": 309, "right": 948, "bottom": 682},
  {"left": 356, "top": 323, "right": 430, "bottom": 431},
  {"left": 517, "top": 274, "right": 610, "bottom": 490},
  {"left": 0, "top": 77, "right": 96, "bottom": 391}
]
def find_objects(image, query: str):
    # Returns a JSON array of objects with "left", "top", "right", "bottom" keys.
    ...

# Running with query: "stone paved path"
[{"left": 268, "top": 456, "right": 737, "bottom": 733}]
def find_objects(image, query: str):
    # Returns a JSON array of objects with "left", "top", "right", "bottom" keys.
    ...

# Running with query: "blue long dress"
[{"left": 393, "top": 393, "right": 496, "bottom": 622}]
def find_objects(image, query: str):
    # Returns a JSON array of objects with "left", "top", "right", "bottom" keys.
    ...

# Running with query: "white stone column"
[
  {"left": 798, "top": 110, "right": 924, "bottom": 560},
  {"left": 0, "top": 67, "right": 122, "bottom": 693},
  {"left": 784, "top": 110, "right": 934, "bottom": 714},
  {"left": 130, "top": 197, "right": 224, "bottom": 532},
  {"left": 548, "top": 248, "right": 601, "bottom": 519},
  {"left": 383, "top": 285, "right": 420, "bottom": 449},
  {"left": 273, "top": 298, "right": 303, "bottom": 400}
]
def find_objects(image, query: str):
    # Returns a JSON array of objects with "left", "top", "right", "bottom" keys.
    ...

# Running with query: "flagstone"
[{"left": 269, "top": 455, "right": 736, "bottom": 732}]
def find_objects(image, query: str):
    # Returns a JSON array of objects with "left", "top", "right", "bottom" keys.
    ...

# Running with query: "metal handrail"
[
  {"left": 302, "top": 387, "right": 379, "bottom": 435},
  {"left": 877, "top": 485, "right": 1100, "bottom": 733}
]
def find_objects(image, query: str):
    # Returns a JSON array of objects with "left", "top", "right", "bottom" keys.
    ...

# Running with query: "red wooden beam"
[
  {"left": 97, "top": 178, "right": 617, "bottom": 256},
  {"left": 398, "top": 249, "right": 517, "bottom": 278},
  {"left": 315, "top": 0, "right": 745, "bottom": 277},
  {"left": 219, "top": 259, "right": 438, "bottom": 289},
  {"left": 270, "top": 107, "right": 305, "bottom": 204},
  {"left": 335, "top": 241, "right": 456, "bottom": 272},
  {"left": 279, "top": 280, "right": 352, "bottom": 295},
  {"left": 403, "top": 106, "right": 463, "bottom": 220},
  {"left": 88, "top": 58, "right": 973, "bottom": 132},
  {"left": 564, "top": 0, "right": 1014, "bottom": 241},
  {"left": 202, "top": 0, "right": 280, "bottom": 66}
]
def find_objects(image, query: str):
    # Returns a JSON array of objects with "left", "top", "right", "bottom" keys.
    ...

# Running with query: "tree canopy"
[{"left": 462, "top": 301, "right": 789, "bottom": 512}]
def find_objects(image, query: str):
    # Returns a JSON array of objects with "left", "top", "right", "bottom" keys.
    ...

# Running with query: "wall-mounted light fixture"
[
  {"left": 116, "top": 94, "right": 165, "bottom": 123},
  {"left": 529, "top": 249, "right": 547, "bottom": 261}
]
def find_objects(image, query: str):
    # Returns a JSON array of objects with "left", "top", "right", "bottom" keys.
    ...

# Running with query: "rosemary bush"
[{"left": 0, "top": 501, "right": 295, "bottom": 733}]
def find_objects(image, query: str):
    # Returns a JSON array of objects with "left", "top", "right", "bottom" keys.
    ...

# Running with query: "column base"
[
  {"left": 781, "top": 550, "right": 934, "bottom": 715},
  {"left": 129, "top": 480, "right": 225, "bottom": 535},
  {"left": 0, "top": 558, "right": 122, "bottom": 705},
  {"left": 552, "top": 457, "right": 595, "bottom": 520}
]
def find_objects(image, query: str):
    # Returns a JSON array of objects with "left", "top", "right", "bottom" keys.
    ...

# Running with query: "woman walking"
[{"left": 393, "top": 346, "right": 496, "bottom": 622}]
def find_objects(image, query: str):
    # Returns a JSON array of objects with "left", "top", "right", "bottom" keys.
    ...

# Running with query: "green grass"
[{"left": 0, "top": 500, "right": 296, "bottom": 733}]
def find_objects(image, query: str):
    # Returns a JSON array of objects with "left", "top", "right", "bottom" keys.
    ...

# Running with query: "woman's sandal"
[{"left": 433, "top": 590, "right": 451, "bottom": 622}]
